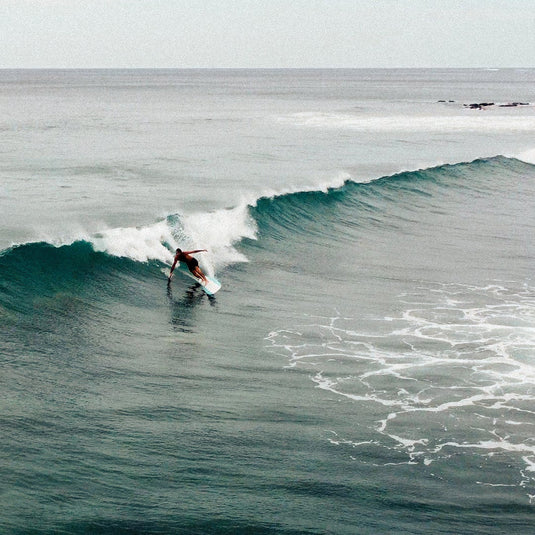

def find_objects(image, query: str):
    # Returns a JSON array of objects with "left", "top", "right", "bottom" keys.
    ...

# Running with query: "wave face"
[
  {"left": 0, "top": 241, "right": 146, "bottom": 323},
  {"left": 250, "top": 155, "right": 535, "bottom": 247}
]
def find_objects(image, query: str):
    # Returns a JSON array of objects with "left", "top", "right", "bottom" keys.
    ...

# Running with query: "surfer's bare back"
[{"left": 168, "top": 248, "right": 208, "bottom": 283}]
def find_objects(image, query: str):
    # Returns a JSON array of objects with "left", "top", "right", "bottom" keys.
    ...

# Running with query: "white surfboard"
[
  {"left": 178, "top": 265, "right": 221, "bottom": 295},
  {"left": 164, "top": 264, "right": 222, "bottom": 295}
]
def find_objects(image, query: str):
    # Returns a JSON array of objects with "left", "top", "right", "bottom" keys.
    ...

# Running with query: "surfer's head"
[{"left": 176, "top": 248, "right": 182, "bottom": 254}]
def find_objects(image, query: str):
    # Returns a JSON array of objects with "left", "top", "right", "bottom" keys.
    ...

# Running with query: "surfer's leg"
[{"left": 191, "top": 266, "right": 208, "bottom": 283}]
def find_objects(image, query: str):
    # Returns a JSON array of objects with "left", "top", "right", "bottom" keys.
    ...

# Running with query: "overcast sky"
[{"left": 1, "top": 0, "right": 534, "bottom": 69}]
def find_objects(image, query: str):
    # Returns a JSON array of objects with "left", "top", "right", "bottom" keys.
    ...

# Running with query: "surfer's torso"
[{"left": 177, "top": 252, "right": 198, "bottom": 269}]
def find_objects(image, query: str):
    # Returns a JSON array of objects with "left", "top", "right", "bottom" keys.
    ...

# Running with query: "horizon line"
[{"left": 0, "top": 66, "right": 533, "bottom": 71}]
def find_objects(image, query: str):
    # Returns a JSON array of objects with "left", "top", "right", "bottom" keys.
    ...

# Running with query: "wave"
[
  {"left": 1, "top": 154, "right": 533, "bottom": 306},
  {"left": 278, "top": 112, "right": 535, "bottom": 132},
  {"left": 250, "top": 154, "right": 534, "bottom": 241},
  {"left": 0, "top": 240, "right": 134, "bottom": 317}
]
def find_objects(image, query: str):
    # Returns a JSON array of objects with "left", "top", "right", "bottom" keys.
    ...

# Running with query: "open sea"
[{"left": 1, "top": 68, "right": 535, "bottom": 534}]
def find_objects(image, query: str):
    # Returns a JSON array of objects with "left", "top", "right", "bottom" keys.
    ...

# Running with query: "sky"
[{"left": 0, "top": 0, "right": 534, "bottom": 69}]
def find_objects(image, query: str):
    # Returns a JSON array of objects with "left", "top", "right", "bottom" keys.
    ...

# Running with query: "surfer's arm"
[
  {"left": 183, "top": 249, "right": 207, "bottom": 255},
  {"left": 168, "top": 257, "right": 179, "bottom": 279}
]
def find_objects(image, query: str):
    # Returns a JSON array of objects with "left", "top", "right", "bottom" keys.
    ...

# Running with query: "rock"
[
  {"left": 498, "top": 102, "right": 530, "bottom": 107},
  {"left": 464, "top": 102, "right": 494, "bottom": 109}
]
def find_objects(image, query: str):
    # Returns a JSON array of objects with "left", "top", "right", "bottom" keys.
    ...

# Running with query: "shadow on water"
[{"left": 166, "top": 279, "right": 216, "bottom": 331}]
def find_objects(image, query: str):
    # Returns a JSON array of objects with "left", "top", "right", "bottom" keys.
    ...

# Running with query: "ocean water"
[{"left": 1, "top": 69, "right": 535, "bottom": 534}]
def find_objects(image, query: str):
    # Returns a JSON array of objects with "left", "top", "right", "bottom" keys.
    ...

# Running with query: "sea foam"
[
  {"left": 90, "top": 220, "right": 175, "bottom": 264},
  {"left": 267, "top": 281, "right": 535, "bottom": 494},
  {"left": 279, "top": 112, "right": 535, "bottom": 132},
  {"left": 88, "top": 205, "right": 256, "bottom": 275}
]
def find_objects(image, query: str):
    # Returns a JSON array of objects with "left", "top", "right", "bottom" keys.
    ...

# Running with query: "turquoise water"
[{"left": 1, "top": 69, "right": 535, "bottom": 534}]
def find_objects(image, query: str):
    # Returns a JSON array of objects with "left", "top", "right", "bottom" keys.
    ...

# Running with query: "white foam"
[
  {"left": 181, "top": 204, "right": 257, "bottom": 274},
  {"left": 91, "top": 220, "right": 175, "bottom": 263},
  {"left": 279, "top": 112, "right": 535, "bottom": 133},
  {"left": 86, "top": 203, "right": 258, "bottom": 275},
  {"left": 433, "top": 439, "right": 535, "bottom": 458},
  {"left": 312, "top": 372, "right": 406, "bottom": 407},
  {"left": 266, "top": 282, "right": 535, "bottom": 496}
]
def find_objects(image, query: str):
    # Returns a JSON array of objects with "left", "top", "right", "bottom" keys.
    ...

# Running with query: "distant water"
[{"left": 1, "top": 69, "right": 535, "bottom": 534}]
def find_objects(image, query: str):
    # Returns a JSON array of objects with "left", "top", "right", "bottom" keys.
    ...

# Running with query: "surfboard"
[
  {"left": 178, "top": 265, "right": 221, "bottom": 295},
  {"left": 164, "top": 264, "right": 222, "bottom": 295}
]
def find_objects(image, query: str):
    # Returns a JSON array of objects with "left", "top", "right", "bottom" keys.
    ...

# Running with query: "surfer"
[{"left": 168, "top": 248, "right": 208, "bottom": 284}]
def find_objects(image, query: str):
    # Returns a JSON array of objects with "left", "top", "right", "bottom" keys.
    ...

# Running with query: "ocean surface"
[{"left": 1, "top": 69, "right": 535, "bottom": 534}]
